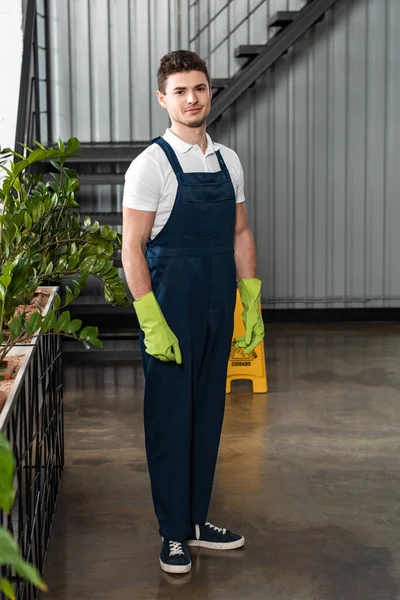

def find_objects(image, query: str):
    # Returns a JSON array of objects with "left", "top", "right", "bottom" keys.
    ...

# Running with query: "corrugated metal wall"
[
  {"left": 48, "top": 0, "right": 400, "bottom": 308},
  {"left": 48, "top": 0, "right": 185, "bottom": 141}
]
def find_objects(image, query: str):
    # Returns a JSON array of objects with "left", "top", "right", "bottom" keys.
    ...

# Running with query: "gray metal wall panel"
[
  {"left": 48, "top": 0, "right": 400, "bottom": 308},
  {"left": 209, "top": 0, "right": 400, "bottom": 308},
  {"left": 386, "top": 0, "right": 400, "bottom": 308},
  {"left": 48, "top": 0, "right": 72, "bottom": 141},
  {"left": 49, "top": 0, "right": 179, "bottom": 142}
]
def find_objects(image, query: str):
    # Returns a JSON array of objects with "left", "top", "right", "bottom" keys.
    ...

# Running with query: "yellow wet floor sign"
[{"left": 226, "top": 289, "right": 267, "bottom": 393}]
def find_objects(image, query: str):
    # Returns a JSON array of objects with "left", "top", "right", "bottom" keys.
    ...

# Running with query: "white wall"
[{"left": 0, "top": 0, "right": 23, "bottom": 154}]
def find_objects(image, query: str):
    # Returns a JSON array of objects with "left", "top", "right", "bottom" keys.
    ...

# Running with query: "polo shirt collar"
[{"left": 164, "top": 129, "right": 218, "bottom": 157}]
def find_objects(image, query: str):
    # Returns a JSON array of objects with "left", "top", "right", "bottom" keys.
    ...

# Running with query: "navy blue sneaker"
[
  {"left": 187, "top": 521, "right": 245, "bottom": 550},
  {"left": 159, "top": 539, "right": 191, "bottom": 574}
]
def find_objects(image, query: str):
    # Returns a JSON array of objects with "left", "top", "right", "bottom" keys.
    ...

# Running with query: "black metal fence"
[{"left": 0, "top": 333, "right": 63, "bottom": 600}]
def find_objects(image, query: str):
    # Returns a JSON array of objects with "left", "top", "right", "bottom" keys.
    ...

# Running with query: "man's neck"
[{"left": 169, "top": 123, "right": 208, "bottom": 154}]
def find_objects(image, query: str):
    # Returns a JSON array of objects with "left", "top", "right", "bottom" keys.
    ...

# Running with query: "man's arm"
[
  {"left": 234, "top": 202, "right": 257, "bottom": 280},
  {"left": 122, "top": 207, "right": 156, "bottom": 300}
]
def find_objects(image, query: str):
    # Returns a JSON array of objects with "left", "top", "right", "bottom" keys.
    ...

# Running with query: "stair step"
[
  {"left": 78, "top": 174, "right": 125, "bottom": 185},
  {"left": 69, "top": 142, "right": 147, "bottom": 163},
  {"left": 210, "top": 0, "right": 339, "bottom": 125},
  {"left": 211, "top": 78, "right": 230, "bottom": 89},
  {"left": 268, "top": 11, "right": 299, "bottom": 28},
  {"left": 79, "top": 211, "right": 122, "bottom": 226},
  {"left": 234, "top": 45, "right": 266, "bottom": 59},
  {"left": 43, "top": 173, "right": 125, "bottom": 185}
]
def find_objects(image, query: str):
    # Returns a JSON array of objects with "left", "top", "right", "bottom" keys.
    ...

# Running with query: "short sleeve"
[
  {"left": 219, "top": 146, "right": 246, "bottom": 204},
  {"left": 234, "top": 156, "right": 246, "bottom": 204},
  {"left": 122, "top": 152, "right": 163, "bottom": 211}
]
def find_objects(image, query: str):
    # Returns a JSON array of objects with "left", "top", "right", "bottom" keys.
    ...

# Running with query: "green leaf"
[
  {"left": 79, "top": 326, "right": 98, "bottom": 341},
  {"left": 26, "top": 149, "right": 47, "bottom": 165},
  {"left": 27, "top": 312, "right": 42, "bottom": 335},
  {"left": 91, "top": 220, "right": 100, "bottom": 233},
  {"left": 103, "top": 266, "right": 118, "bottom": 280},
  {"left": 56, "top": 311, "right": 70, "bottom": 332},
  {"left": 88, "top": 337, "right": 103, "bottom": 349},
  {"left": 37, "top": 200, "right": 45, "bottom": 220},
  {"left": 58, "top": 139, "right": 65, "bottom": 153},
  {"left": 43, "top": 310, "right": 57, "bottom": 331},
  {"left": 83, "top": 215, "right": 91, "bottom": 228},
  {"left": 67, "top": 137, "right": 81, "bottom": 154},
  {"left": 4, "top": 223, "right": 17, "bottom": 245},
  {"left": 0, "top": 578, "right": 15, "bottom": 600},
  {"left": 72, "top": 280, "right": 81, "bottom": 296},
  {"left": 0, "top": 164, "right": 13, "bottom": 177},
  {"left": 32, "top": 205, "right": 39, "bottom": 223},
  {"left": 92, "top": 258, "right": 106, "bottom": 273},
  {"left": 0, "top": 276, "right": 12, "bottom": 292},
  {"left": 57, "top": 255, "right": 68, "bottom": 271},
  {"left": 23, "top": 211, "right": 32, "bottom": 230},
  {"left": 7, "top": 317, "right": 23, "bottom": 339},
  {"left": 98, "top": 260, "right": 113, "bottom": 276},
  {"left": 79, "top": 256, "right": 97, "bottom": 273},
  {"left": 0, "top": 530, "right": 47, "bottom": 591},
  {"left": 68, "top": 254, "right": 80, "bottom": 270},
  {"left": 49, "top": 160, "right": 62, "bottom": 172},
  {"left": 104, "top": 286, "right": 114, "bottom": 304},
  {"left": 58, "top": 244, "right": 69, "bottom": 255},
  {"left": 65, "top": 286, "right": 74, "bottom": 305},
  {"left": 44, "top": 261, "right": 54, "bottom": 276},
  {"left": 0, "top": 434, "right": 15, "bottom": 514},
  {"left": 96, "top": 241, "right": 105, "bottom": 254},
  {"left": 0, "top": 282, "right": 6, "bottom": 301},
  {"left": 53, "top": 293, "right": 61, "bottom": 310},
  {"left": 2, "top": 264, "right": 13, "bottom": 278},
  {"left": 67, "top": 319, "right": 82, "bottom": 334},
  {"left": 101, "top": 224, "right": 111, "bottom": 239}
]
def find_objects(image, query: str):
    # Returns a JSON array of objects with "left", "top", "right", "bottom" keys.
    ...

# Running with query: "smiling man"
[{"left": 122, "top": 50, "right": 264, "bottom": 574}]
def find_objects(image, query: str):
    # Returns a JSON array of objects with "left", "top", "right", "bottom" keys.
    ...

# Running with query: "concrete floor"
[{"left": 42, "top": 323, "right": 400, "bottom": 600}]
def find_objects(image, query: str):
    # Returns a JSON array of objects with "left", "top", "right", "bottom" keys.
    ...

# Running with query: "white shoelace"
[
  {"left": 169, "top": 541, "right": 184, "bottom": 557},
  {"left": 205, "top": 521, "right": 227, "bottom": 535}
]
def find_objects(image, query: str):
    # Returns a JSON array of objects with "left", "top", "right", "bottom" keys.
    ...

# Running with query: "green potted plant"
[
  {"left": 0, "top": 432, "right": 46, "bottom": 599},
  {"left": 0, "top": 138, "right": 130, "bottom": 594},
  {"left": 0, "top": 138, "right": 129, "bottom": 399}
]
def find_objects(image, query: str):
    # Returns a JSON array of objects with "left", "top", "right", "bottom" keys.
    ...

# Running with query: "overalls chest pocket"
[{"left": 181, "top": 179, "right": 236, "bottom": 240}]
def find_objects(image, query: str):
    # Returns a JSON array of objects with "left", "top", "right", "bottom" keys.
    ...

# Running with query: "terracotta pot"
[{"left": 0, "top": 360, "right": 15, "bottom": 381}]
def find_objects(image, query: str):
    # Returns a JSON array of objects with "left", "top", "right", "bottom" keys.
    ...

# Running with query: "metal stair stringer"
[{"left": 208, "top": 0, "right": 340, "bottom": 126}]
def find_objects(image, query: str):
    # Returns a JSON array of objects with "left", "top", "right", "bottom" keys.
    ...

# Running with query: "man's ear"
[{"left": 156, "top": 90, "right": 167, "bottom": 109}]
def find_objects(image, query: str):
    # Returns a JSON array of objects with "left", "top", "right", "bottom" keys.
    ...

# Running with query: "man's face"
[{"left": 157, "top": 71, "right": 212, "bottom": 129}]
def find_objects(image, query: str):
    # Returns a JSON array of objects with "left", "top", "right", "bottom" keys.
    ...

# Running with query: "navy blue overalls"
[{"left": 140, "top": 136, "right": 237, "bottom": 542}]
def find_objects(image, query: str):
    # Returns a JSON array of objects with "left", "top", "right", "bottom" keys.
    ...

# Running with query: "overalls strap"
[{"left": 152, "top": 137, "right": 183, "bottom": 175}]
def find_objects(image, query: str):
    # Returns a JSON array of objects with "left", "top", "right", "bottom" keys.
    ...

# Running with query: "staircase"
[{"left": 15, "top": 0, "right": 340, "bottom": 359}]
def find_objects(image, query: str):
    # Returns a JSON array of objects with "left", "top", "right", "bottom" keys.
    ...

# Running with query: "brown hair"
[{"left": 157, "top": 50, "right": 210, "bottom": 94}]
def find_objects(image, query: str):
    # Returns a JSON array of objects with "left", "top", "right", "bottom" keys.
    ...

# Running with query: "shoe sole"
[
  {"left": 187, "top": 537, "right": 245, "bottom": 550},
  {"left": 159, "top": 559, "right": 192, "bottom": 574}
]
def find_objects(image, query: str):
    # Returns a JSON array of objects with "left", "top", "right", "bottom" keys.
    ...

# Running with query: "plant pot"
[{"left": 0, "top": 360, "right": 14, "bottom": 382}]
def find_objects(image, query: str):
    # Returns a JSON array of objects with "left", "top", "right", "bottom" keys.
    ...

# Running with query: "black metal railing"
[
  {"left": 15, "top": 0, "right": 51, "bottom": 156},
  {"left": 0, "top": 333, "right": 63, "bottom": 600},
  {"left": 188, "top": 0, "right": 268, "bottom": 66}
]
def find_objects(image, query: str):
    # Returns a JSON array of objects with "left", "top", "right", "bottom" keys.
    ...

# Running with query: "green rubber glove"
[
  {"left": 134, "top": 292, "right": 182, "bottom": 364},
  {"left": 235, "top": 278, "right": 265, "bottom": 355}
]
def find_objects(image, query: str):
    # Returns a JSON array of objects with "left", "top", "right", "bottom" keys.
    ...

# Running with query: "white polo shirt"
[{"left": 122, "top": 129, "right": 245, "bottom": 239}]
